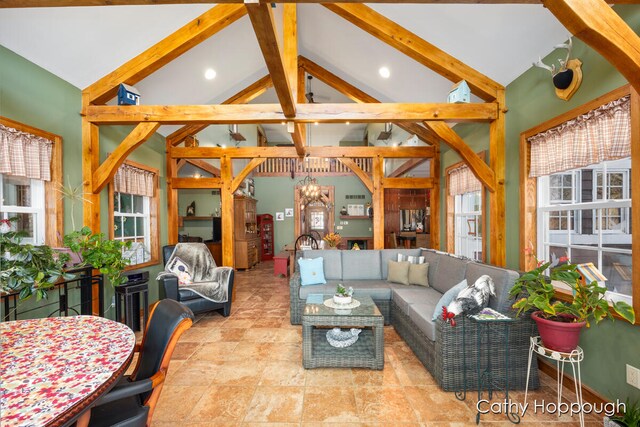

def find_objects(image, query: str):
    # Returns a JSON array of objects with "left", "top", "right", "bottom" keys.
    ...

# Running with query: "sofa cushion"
[
  {"left": 303, "top": 249, "right": 342, "bottom": 280},
  {"left": 432, "top": 279, "right": 467, "bottom": 321},
  {"left": 387, "top": 260, "right": 410, "bottom": 285},
  {"left": 178, "top": 288, "right": 200, "bottom": 301},
  {"left": 327, "top": 279, "right": 392, "bottom": 300},
  {"left": 420, "top": 250, "right": 441, "bottom": 288},
  {"left": 428, "top": 252, "right": 470, "bottom": 294},
  {"left": 391, "top": 285, "right": 441, "bottom": 315},
  {"left": 298, "top": 257, "right": 327, "bottom": 286},
  {"left": 408, "top": 303, "right": 437, "bottom": 342},
  {"left": 465, "top": 262, "right": 519, "bottom": 313},
  {"left": 409, "top": 262, "right": 430, "bottom": 287},
  {"left": 380, "top": 249, "right": 421, "bottom": 278},
  {"left": 342, "top": 250, "right": 382, "bottom": 280}
]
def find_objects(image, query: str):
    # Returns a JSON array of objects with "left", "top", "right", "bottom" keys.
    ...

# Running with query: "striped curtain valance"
[
  {"left": 448, "top": 164, "right": 481, "bottom": 196},
  {"left": 0, "top": 124, "right": 53, "bottom": 181},
  {"left": 528, "top": 96, "right": 630, "bottom": 178},
  {"left": 114, "top": 164, "right": 155, "bottom": 197}
]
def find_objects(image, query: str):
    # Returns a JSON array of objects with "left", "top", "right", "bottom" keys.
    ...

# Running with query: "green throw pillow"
[
  {"left": 387, "top": 260, "right": 410, "bottom": 285},
  {"left": 408, "top": 262, "right": 429, "bottom": 287}
]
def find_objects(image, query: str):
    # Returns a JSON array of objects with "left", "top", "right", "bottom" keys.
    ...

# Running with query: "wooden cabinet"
[
  {"left": 234, "top": 196, "right": 259, "bottom": 269},
  {"left": 384, "top": 189, "right": 430, "bottom": 248},
  {"left": 257, "top": 214, "right": 274, "bottom": 261}
]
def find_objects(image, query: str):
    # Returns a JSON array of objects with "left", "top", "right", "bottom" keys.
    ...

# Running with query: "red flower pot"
[{"left": 531, "top": 311, "right": 586, "bottom": 353}]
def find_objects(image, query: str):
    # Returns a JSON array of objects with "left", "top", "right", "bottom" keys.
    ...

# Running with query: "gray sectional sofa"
[{"left": 290, "top": 248, "right": 539, "bottom": 391}]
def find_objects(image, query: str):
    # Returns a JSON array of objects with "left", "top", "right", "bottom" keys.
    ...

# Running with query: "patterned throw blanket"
[{"left": 157, "top": 243, "right": 230, "bottom": 303}]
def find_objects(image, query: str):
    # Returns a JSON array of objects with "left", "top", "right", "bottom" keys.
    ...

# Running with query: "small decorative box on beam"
[
  {"left": 447, "top": 80, "right": 470, "bottom": 104},
  {"left": 117, "top": 83, "right": 141, "bottom": 106}
]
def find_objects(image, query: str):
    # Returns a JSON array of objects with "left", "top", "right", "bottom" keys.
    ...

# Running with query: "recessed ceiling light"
[
  {"left": 281, "top": 121, "right": 286, "bottom": 126},
  {"left": 204, "top": 68, "right": 217, "bottom": 80},
  {"left": 314, "top": 122, "right": 319, "bottom": 126},
  {"left": 379, "top": 66, "right": 391, "bottom": 79},
  {"left": 346, "top": 122, "right": 350, "bottom": 126}
]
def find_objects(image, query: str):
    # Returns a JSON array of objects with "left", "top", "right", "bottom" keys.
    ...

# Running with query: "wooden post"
[
  {"left": 630, "top": 87, "right": 640, "bottom": 317},
  {"left": 166, "top": 140, "right": 179, "bottom": 245},
  {"left": 372, "top": 156, "right": 385, "bottom": 249},
  {"left": 489, "top": 91, "right": 506, "bottom": 266},
  {"left": 430, "top": 144, "right": 441, "bottom": 250},
  {"left": 220, "top": 156, "right": 234, "bottom": 268}
]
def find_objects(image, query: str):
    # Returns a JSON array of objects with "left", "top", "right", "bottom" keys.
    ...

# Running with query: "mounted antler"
[
  {"left": 533, "top": 57, "right": 556, "bottom": 75},
  {"left": 555, "top": 38, "right": 573, "bottom": 71},
  {"left": 533, "top": 38, "right": 579, "bottom": 93}
]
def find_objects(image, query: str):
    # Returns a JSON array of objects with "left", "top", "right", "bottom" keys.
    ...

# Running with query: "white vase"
[{"left": 333, "top": 295, "right": 352, "bottom": 305}]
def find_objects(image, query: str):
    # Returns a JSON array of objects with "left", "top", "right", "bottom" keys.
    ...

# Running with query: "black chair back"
[
  {"left": 162, "top": 245, "right": 176, "bottom": 266},
  {"left": 132, "top": 299, "right": 194, "bottom": 389},
  {"left": 294, "top": 234, "right": 318, "bottom": 259}
]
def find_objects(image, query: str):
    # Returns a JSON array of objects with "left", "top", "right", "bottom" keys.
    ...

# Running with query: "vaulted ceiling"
[{"left": 0, "top": 3, "right": 569, "bottom": 142}]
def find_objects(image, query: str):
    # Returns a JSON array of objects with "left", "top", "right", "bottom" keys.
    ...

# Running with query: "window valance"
[
  {"left": 448, "top": 164, "right": 481, "bottom": 196},
  {"left": 0, "top": 124, "right": 53, "bottom": 181},
  {"left": 528, "top": 96, "right": 630, "bottom": 178},
  {"left": 114, "top": 164, "right": 156, "bottom": 197}
]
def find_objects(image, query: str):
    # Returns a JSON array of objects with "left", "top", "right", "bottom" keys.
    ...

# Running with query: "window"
[
  {"left": 0, "top": 117, "right": 62, "bottom": 246},
  {"left": 537, "top": 159, "right": 632, "bottom": 302},
  {"left": 0, "top": 175, "right": 45, "bottom": 244},
  {"left": 109, "top": 161, "right": 159, "bottom": 269},
  {"left": 454, "top": 191, "right": 483, "bottom": 261}
]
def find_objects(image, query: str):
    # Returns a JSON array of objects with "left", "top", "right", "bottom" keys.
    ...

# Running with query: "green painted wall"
[
  {"left": 254, "top": 176, "right": 372, "bottom": 251},
  {"left": 438, "top": 5, "right": 640, "bottom": 402},
  {"left": 177, "top": 189, "right": 221, "bottom": 240},
  {"left": 0, "top": 45, "right": 168, "bottom": 319}
]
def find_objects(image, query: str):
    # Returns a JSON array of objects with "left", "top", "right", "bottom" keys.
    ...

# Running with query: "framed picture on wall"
[
  {"left": 275, "top": 212, "right": 284, "bottom": 221},
  {"left": 285, "top": 208, "right": 294, "bottom": 217}
]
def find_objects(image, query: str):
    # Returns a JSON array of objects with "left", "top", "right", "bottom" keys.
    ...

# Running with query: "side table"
[
  {"left": 115, "top": 280, "right": 149, "bottom": 332},
  {"left": 524, "top": 336, "right": 584, "bottom": 427},
  {"left": 455, "top": 308, "right": 520, "bottom": 425}
]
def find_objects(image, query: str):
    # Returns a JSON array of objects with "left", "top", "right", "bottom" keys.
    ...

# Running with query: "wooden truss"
[{"left": 77, "top": 0, "right": 640, "bottom": 272}]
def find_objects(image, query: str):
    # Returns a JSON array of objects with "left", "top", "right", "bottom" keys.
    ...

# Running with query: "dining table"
[{"left": 0, "top": 315, "right": 136, "bottom": 427}]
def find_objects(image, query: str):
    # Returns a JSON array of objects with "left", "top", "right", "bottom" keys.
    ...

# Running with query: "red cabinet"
[{"left": 257, "top": 214, "right": 274, "bottom": 261}]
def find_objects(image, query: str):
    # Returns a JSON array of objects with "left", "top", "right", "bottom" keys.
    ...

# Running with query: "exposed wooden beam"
[
  {"left": 630, "top": 87, "right": 640, "bottom": 317},
  {"left": 283, "top": 4, "right": 306, "bottom": 156},
  {"left": 299, "top": 56, "right": 440, "bottom": 146},
  {"left": 92, "top": 122, "right": 161, "bottom": 193},
  {"left": 423, "top": 121, "right": 496, "bottom": 192},
  {"left": 6, "top": 0, "right": 640, "bottom": 6},
  {"left": 323, "top": 3, "right": 503, "bottom": 101},
  {"left": 544, "top": 0, "right": 640, "bottom": 94},
  {"left": 381, "top": 177, "right": 434, "bottom": 189},
  {"left": 430, "top": 144, "right": 441, "bottom": 249},
  {"left": 166, "top": 74, "right": 273, "bottom": 146},
  {"left": 171, "top": 177, "right": 222, "bottom": 188},
  {"left": 489, "top": 91, "right": 507, "bottom": 266},
  {"left": 176, "top": 159, "right": 221, "bottom": 176},
  {"left": 220, "top": 156, "right": 234, "bottom": 267},
  {"left": 81, "top": 117, "right": 100, "bottom": 232},
  {"left": 172, "top": 145, "right": 435, "bottom": 159},
  {"left": 372, "top": 157, "right": 385, "bottom": 249},
  {"left": 85, "top": 102, "right": 497, "bottom": 124},
  {"left": 337, "top": 158, "right": 373, "bottom": 193},
  {"left": 246, "top": 3, "right": 296, "bottom": 118},
  {"left": 231, "top": 158, "right": 267, "bottom": 192},
  {"left": 167, "top": 140, "right": 179, "bottom": 245},
  {"left": 389, "top": 158, "right": 428, "bottom": 178},
  {"left": 83, "top": 5, "right": 246, "bottom": 105}
]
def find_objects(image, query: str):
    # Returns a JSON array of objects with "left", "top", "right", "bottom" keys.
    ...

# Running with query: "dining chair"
[
  {"left": 88, "top": 299, "right": 194, "bottom": 427},
  {"left": 294, "top": 234, "right": 319, "bottom": 260},
  {"left": 390, "top": 232, "right": 399, "bottom": 249}
]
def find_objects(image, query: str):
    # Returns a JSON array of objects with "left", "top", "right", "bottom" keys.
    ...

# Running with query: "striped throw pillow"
[{"left": 397, "top": 254, "right": 425, "bottom": 264}]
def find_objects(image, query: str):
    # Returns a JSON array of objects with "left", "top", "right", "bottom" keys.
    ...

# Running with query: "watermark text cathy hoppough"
[{"left": 477, "top": 399, "right": 625, "bottom": 418}]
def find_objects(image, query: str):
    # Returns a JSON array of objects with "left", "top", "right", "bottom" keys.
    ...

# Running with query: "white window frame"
[
  {"left": 593, "top": 167, "right": 629, "bottom": 234},
  {"left": 537, "top": 160, "right": 632, "bottom": 304},
  {"left": 453, "top": 190, "right": 483, "bottom": 261},
  {"left": 0, "top": 174, "right": 46, "bottom": 245},
  {"left": 113, "top": 192, "right": 152, "bottom": 266}
]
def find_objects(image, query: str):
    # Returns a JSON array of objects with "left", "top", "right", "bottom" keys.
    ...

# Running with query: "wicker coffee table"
[{"left": 302, "top": 294, "right": 384, "bottom": 370}]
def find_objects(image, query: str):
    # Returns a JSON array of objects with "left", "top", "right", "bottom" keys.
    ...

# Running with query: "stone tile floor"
[{"left": 151, "top": 261, "right": 603, "bottom": 426}]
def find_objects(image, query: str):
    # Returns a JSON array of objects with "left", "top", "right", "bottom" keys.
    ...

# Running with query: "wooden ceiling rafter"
[
  {"left": 176, "top": 159, "right": 222, "bottom": 176},
  {"left": 166, "top": 74, "right": 273, "bottom": 147},
  {"left": 543, "top": 0, "right": 640, "bottom": 94},
  {"left": 336, "top": 158, "right": 374, "bottom": 192},
  {"left": 171, "top": 145, "right": 435, "bottom": 159},
  {"left": 298, "top": 55, "right": 440, "bottom": 146},
  {"left": 85, "top": 102, "right": 498, "bottom": 124},
  {"left": 82, "top": 4, "right": 247, "bottom": 105},
  {"left": 322, "top": 3, "right": 503, "bottom": 102},
  {"left": 389, "top": 158, "right": 428, "bottom": 177}
]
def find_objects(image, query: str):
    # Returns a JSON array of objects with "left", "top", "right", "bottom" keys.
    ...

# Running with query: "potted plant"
[
  {"left": 604, "top": 399, "right": 640, "bottom": 427},
  {"left": 333, "top": 283, "right": 354, "bottom": 305},
  {"left": 0, "top": 218, "right": 74, "bottom": 300},
  {"left": 323, "top": 232, "right": 341, "bottom": 249},
  {"left": 63, "top": 226, "right": 131, "bottom": 287},
  {"left": 510, "top": 258, "right": 635, "bottom": 353}
]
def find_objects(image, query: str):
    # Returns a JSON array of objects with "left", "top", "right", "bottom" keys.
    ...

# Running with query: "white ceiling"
[{"left": 0, "top": 3, "right": 569, "bottom": 143}]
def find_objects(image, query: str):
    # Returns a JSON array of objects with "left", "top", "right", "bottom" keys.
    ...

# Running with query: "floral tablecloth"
[{"left": 0, "top": 316, "right": 136, "bottom": 427}]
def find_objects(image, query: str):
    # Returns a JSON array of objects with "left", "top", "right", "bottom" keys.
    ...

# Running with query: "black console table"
[{"left": 1, "top": 265, "right": 104, "bottom": 321}]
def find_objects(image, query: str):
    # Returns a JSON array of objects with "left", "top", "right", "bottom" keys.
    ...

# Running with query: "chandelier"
[{"left": 298, "top": 174, "right": 321, "bottom": 203}]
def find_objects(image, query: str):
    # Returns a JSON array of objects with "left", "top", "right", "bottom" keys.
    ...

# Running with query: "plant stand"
[{"left": 524, "top": 336, "right": 584, "bottom": 427}]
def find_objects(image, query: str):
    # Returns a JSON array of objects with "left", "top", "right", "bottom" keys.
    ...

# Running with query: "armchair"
[{"left": 158, "top": 244, "right": 234, "bottom": 317}]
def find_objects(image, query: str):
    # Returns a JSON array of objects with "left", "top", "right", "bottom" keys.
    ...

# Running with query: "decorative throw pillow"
[
  {"left": 298, "top": 257, "right": 327, "bottom": 286},
  {"left": 446, "top": 275, "right": 496, "bottom": 316},
  {"left": 167, "top": 256, "right": 192, "bottom": 286},
  {"left": 387, "top": 260, "right": 410, "bottom": 285},
  {"left": 397, "top": 254, "right": 426, "bottom": 264},
  {"left": 432, "top": 279, "right": 467, "bottom": 321},
  {"left": 408, "top": 262, "right": 429, "bottom": 287}
]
